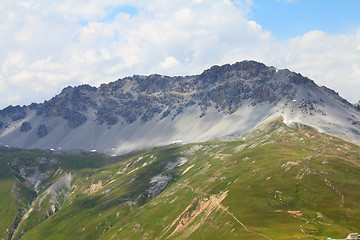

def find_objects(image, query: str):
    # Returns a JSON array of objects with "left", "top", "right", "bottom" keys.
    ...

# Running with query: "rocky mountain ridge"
[{"left": 0, "top": 60, "right": 359, "bottom": 154}]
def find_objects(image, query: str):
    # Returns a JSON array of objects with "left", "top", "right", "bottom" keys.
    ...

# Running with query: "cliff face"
[{"left": 0, "top": 60, "right": 359, "bottom": 154}]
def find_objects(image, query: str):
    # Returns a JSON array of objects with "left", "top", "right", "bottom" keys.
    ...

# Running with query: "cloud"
[
  {"left": 2, "top": 52, "right": 28, "bottom": 75},
  {"left": 271, "top": 30, "right": 360, "bottom": 103},
  {"left": 0, "top": 76, "right": 5, "bottom": 93},
  {"left": 0, "top": 0, "right": 359, "bottom": 109},
  {"left": 9, "top": 70, "right": 34, "bottom": 85},
  {"left": 159, "top": 56, "right": 180, "bottom": 70}
]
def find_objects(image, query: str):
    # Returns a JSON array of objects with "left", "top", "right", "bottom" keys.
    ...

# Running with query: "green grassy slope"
[
  {"left": 0, "top": 148, "right": 127, "bottom": 240},
  {"left": 98, "top": 120, "right": 360, "bottom": 240},
  {"left": 1, "top": 118, "right": 359, "bottom": 240}
]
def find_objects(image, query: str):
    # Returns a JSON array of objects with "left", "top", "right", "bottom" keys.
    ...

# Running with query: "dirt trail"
[
  {"left": 161, "top": 190, "right": 272, "bottom": 240},
  {"left": 161, "top": 191, "right": 228, "bottom": 239}
]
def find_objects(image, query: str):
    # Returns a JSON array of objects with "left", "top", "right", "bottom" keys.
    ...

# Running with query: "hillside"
[
  {"left": 0, "top": 61, "right": 359, "bottom": 154},
  {"left": 1, "top": 118, "right": 359, "bottom": 240}
]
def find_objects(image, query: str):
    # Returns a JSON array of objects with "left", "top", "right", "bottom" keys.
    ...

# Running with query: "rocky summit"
[{"left": 0, "top": 60, "right": 359, "bottom": 154}]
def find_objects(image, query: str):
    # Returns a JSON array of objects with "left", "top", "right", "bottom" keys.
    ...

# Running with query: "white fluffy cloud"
[
  {"left": 0, "top": 0, "right": 359, "bottom": 109},
  {"left": 268, "top": 30, "right": 360, "bottom": 103}
]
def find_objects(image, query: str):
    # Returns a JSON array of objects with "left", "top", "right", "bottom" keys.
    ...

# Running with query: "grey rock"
[
  {"left": 0, "top": 105, "right": 26, "bottom": 121},
  {"left": 37, "top": 124, "right": 48, "bottom": 138},
  {"left": 21, "top": 121, "right": 32, "bottom": 132}
]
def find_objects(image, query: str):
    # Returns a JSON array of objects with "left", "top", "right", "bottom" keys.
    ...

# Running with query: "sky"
[{"left": 0, "top": 0, "right": 360, "bottom": 109}]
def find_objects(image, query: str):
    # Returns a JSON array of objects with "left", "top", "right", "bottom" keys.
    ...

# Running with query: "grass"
[{"left": 0, "top": 118, "right": 359, "bottom": 239}]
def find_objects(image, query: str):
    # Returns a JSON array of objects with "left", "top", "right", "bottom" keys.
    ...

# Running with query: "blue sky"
[
  {"left": 79, "top": 5, "right": 139, "bottom": 26},
  {"left": 250, "top": 0, "right": 360, "bottom": 40},
  {"left": 0, "top": 0, "right": 359, "bottom": 108}
]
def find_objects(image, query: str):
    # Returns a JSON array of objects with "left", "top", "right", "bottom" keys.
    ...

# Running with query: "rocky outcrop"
[
  {"left": 47, "top": 173, "right": 72, "bottom": 209},
  {"left": 21, "top": 121, "right": 32, "bottom": 132},
  {"left": 66, "top": 110, "right": 87, "bottom": 128},
  {"left": 35, "top": 85, "right": 94, "bottom": 129},
  {"left": 37, "top": 125, "right": 48, "bottom": 138},
  {"left": 8, "top": 157, "right": 60, "bottom": 191},
  {"left": 0, "top": 105, "right": 26, "bottom": 121}
]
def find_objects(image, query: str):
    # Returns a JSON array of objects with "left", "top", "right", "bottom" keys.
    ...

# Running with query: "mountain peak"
[{"left": 199, "top": 60, "right": 273, "bottom": 84}]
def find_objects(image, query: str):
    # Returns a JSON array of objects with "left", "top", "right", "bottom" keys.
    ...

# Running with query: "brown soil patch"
[
  {"left": 281, "top": 160, "right": 301, "bottom": 171},
  {"left": 162, "top": 191, "right": 228, "bottom": 239},
  {"left": 207, "top": 177, "right": 217, "bottom": 182},
  {"left": 83, "top": 180, "right": 103, "bottom": 195},
  {"left": 288, "top": 210, "right": 303, "bottom": 217},
  {"left": 213, "top": 153, "right": 231, "bottom": 160}
]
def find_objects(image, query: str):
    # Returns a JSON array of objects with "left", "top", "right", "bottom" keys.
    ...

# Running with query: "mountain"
[
  {"left": 0, "top": 60, "right": 359, "bottom": 155},
  {"left": 1, "top": 118, "right": 359, "bottom": 239}
]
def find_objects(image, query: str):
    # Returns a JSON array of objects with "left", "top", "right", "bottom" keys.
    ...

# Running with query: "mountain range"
[{"left": 0, "top": 60, "right": 359, "bottom": 154}]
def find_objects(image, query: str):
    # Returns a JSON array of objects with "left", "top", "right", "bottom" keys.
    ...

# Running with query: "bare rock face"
[
  {"left": 35, "top": 85, "right": 92, "bottom": 128},
  {"left": 21, "top": 121, "right": 32, "bottom": 132},
  {"left": 37, "top": 124, "right": 48, "bottom": 138},
  {"left": 0, "top": 105, "right": 27, "bottom": 121},
  {"left": 0, "top": 61, "right": 334, "bottom": 130},
  {"left": 8, "top": 157, "right": 60, "bottom": 191},
  {"left": 66, "top": 110, "right": 87, "bottom": 128}
]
